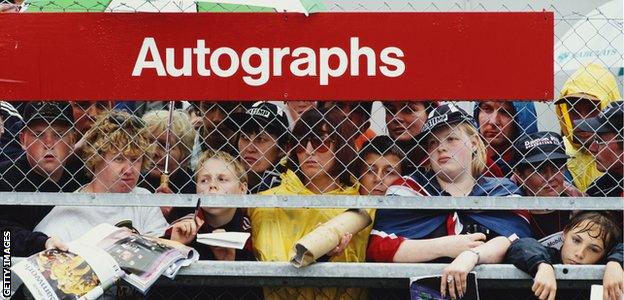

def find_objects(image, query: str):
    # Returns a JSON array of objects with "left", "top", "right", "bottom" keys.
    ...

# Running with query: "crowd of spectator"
[{"left": 0, "top": 63, "right": 622, "bottom": 300}]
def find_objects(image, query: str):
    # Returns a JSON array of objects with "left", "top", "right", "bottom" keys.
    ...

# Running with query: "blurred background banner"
[{"left": 0, "top": 12, "right": 552, "bottom": 101}]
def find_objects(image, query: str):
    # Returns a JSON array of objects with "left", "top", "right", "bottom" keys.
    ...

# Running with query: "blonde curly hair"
[{"left": 81, "top": 110, "right": 154, "bottom": 176}]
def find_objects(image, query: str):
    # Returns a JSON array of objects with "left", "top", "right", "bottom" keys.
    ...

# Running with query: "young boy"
[{"left": 358, "top": 136, "right": 404, "bottom": 196}]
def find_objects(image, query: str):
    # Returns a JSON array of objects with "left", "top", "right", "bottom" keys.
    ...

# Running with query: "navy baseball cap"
[
  {"left": 22, "top": 102, "right": 74, "bottom": 127},
  {"left": 573, "top": 101, "right": 623, "bottom": 134},
  {"left": 514, "top": 131, "right": 569, "bottom": 166},
  {"left": 228, "top": 101, "right": 290, "bottom": 145},
  {"left": 417, "top": 103, "right": 475, "bottom": 141}
]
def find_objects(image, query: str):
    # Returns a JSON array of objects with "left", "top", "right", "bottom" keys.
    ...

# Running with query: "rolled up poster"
[{"left": 290, "top": 209, "right": 372, "bottom": 268}]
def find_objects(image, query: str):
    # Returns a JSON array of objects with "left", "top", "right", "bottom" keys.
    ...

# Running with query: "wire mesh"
[{"left": 0, "top": 1, "right": 623, "bottom": 300}]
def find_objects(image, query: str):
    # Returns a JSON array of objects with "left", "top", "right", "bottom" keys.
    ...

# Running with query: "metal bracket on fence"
[{"left": 1, "top": 192, "right": 622, "bottom": 210}]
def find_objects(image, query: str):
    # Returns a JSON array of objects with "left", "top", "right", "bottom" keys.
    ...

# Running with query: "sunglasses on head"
[
  {"left": 294, "top": 136, "right": 334, "bottom": 154},
  {"left": 108, "top": 114, "right": 145, "bottom": 130}
]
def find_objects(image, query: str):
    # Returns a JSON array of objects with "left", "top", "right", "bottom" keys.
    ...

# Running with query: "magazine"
[
  {"left": 410, "top": 273, "right": 479, "bottom": 300},
  {"left": 12, "top": 223, "right": 199, "bottom": 300}
]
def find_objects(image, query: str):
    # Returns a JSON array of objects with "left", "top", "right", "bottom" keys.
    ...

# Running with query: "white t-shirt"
[{"left": 34, "top": 187, "right": 169, "bottom": 243}]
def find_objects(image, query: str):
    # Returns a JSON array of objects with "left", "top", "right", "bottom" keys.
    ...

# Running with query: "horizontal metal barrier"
[
  {"left": 9, "top": 259, "right": 604, "bottom": 289},
  {"left": 1, "top": 192, "right": 622, "bottom": 210},
  {"left": 163, "top": 262, "right": 604, "bottom": 289}
]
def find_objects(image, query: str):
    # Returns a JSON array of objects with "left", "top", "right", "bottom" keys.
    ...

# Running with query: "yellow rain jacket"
[
  {"left": 555, "top": 63, "right": 621, "bottom": 191},
  {"left": 250, "top": 170, "right": 375, "bottom": 300}
]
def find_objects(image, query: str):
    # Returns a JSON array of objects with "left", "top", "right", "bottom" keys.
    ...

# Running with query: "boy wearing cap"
[
  {"left": 230, "top": 102, "right": 290, "bottom": 194},
  {"left": 577, "top": 101, "right": 624, "bottom": 197},
  {"left": 512, "top": 132, "right": 583, "bottom": 239},
  {"left": 0, "top": 102, "right": 86, "bottom": 256}
]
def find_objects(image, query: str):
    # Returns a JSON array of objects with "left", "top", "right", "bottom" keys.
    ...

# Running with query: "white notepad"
[{"left": 196, "top": 232, "right": 251, "bottom": 249}]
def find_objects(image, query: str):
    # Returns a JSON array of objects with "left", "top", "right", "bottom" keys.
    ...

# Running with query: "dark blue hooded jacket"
[{"left": 473, "top": 101, "right": 538, "bottom": 177}]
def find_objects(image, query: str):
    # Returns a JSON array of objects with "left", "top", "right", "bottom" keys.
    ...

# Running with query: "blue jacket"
[
  {"left": 473, "top": 101, "right": 538, "bottom": 176},
  {"left": 372, "top": 173, "right": 533, "bottom": 241}
]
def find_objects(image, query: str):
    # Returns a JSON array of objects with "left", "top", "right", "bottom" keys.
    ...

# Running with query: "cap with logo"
[
  {"left": 229, "top": 102, "right": 290, "bottom": 146},
  {"left": 513, "top": 131, "right": 569, "bottom": 166},
  {"left": 22, "top": 101, "right": 74, "bottom": 127},
  {"left": 417, "top": 103, "right": 475, "bottom": 141},
  {"left": 573, "top": 101, "right": 623, "bottom": 135}
]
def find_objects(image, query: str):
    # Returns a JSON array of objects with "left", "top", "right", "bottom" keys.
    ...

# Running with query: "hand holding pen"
[{"left": 170, "top": 199, "right": 204, "bottom": 245}]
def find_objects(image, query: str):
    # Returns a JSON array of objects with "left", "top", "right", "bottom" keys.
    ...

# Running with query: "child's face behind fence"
[
  {"left": 196, "top": 158, "right": 245, "bottom": 217},
  {"left": 21, "top": 121, "right": 75, "bottom": 177},
  {"left": 359, "top": 153, "right": 402, "bottom": 196},
  {"left": 560, "top": 220, "right": 607, "bottom": 265},
  {"left": 426, "top": 125, "right": 475, "bottom": 180},
  {"left": 196, "top": 158, "right": 246, "bottom": 195}
]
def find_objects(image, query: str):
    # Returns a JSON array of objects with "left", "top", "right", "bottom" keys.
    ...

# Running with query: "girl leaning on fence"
[
  {"left": 506, "top": 211, "right": 623, "bottom": 300},
  {"left": 367, "top": 104, "right": 534, "bottom": 299}
]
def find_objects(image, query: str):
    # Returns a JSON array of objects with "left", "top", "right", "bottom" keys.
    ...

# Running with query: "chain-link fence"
[{"left": 1, "top": 1, "right": 623, "bottom": 299}]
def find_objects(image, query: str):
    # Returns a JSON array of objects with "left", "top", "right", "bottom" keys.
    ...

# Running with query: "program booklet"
[
  {"left": 410, "top": 272, "right": 480, "bottom": 300},
  {"left": 12, "top": 223, "right": 199, "bottom": 300},
  {"left": 538, "top": 231, "right": 563, "bottom": 250}
]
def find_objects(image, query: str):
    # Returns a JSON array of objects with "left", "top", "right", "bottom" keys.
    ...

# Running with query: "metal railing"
[{"left": 1, "top": 193, "right": 622, "bottom": 210}]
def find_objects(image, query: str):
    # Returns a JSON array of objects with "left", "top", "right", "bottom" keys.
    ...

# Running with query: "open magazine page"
[
  {"left": 410, "top": 273, "right": 479, "bottom": 300},
  {"left": 11, "top": 242, "right": 123, "bottom": 300},
  {"left": 78, "top": 223, "right": 198, "bottom": 293}
]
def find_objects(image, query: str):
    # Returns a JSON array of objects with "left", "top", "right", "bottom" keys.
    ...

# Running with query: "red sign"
[{"left": 0, "top": 13, "right": 553, "bottom": 101}]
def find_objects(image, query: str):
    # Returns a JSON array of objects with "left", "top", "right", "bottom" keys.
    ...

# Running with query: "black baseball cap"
[
  {"left": 514, "top": 131, "right": 569, "bottom": 166},
  {"left": 573, "top": 101, "right": 623, "bottom": 134},
  {"left": 22, "top": 102, "right": 74, "bottom": 127},
  {"left": 417, "top": 103, "right": 475, "bottom": 141},
  {"left": 228, "top": 102, "right": 290, "bottom": 145}
]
